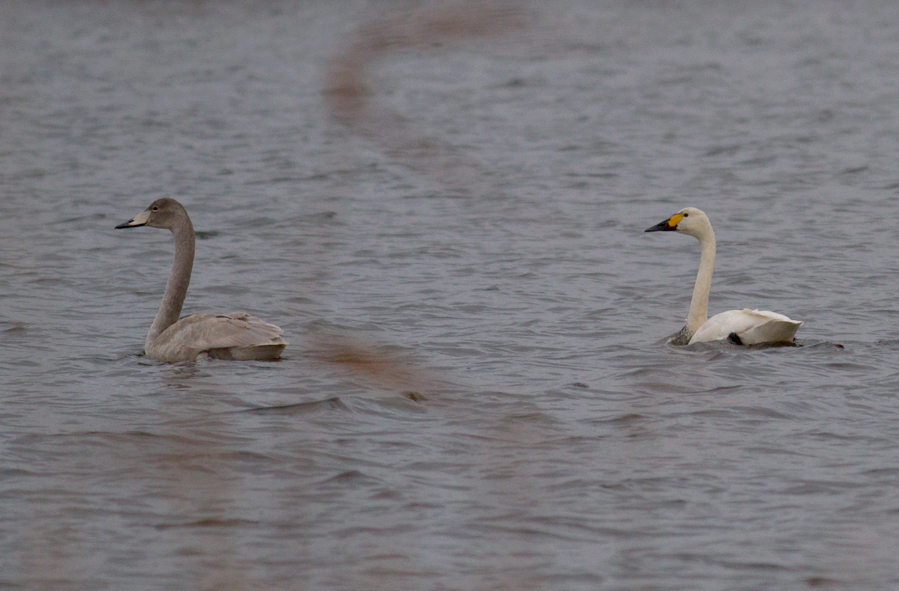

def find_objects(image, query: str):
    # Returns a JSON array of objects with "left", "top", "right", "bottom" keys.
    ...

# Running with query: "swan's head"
[
  {"left": 115, "top": 198, "right": 189, "bottom": 231},
  {"left": 645, "top": 207, "right": 712, "bottom": 239}
]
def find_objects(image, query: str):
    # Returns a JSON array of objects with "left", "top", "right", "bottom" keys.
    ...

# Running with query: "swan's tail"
[
  {"left": 207, "top": 340, "right": 287, "bottom": 361},
  {"left": 738, "top": 310, "right": 802, "bottom": 345}
]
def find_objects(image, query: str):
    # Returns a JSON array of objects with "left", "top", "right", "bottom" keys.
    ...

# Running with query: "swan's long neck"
[
  {"left": 146, "top": 217, "right": 195, "bottom": 348},
  {"left": 686, "top": 228, "right": 715, "bottom": 334}
]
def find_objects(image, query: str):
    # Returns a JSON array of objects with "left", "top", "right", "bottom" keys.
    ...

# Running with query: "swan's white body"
[
  {"left": 116, "top": 198, "right": 287, "bottom": 362},
  {"left": 689, "top": 308, "right": 799, "bottom": 345},
  {"left": 646, "top": 207, "right": 801, "bottom": 346}
]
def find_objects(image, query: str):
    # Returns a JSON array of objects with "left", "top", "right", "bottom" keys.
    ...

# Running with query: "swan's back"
[
  {"left": 146, "top": 311, "right": 287, "bottom": 362},
  {"left": 689, "top": 309, "right": 801, "bottom": 346}
]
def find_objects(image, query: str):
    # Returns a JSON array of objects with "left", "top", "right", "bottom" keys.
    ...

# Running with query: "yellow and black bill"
[{"left": 645, "top": 213, "right": 684, "bottom": 233}]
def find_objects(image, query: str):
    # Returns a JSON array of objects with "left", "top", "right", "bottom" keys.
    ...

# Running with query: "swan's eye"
[
  {"left": 151, "top": 206, "right": 159, "bottom": 212},
  {"left": 683, "top": 213, "right": 689, "bottom": 217}
]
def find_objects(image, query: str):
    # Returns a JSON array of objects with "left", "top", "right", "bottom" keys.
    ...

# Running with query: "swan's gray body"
[{"left": 116, "top": 198, "right": 287, "bottom": 362}]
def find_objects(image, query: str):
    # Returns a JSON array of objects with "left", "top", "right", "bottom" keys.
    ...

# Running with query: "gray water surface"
[{"left": 2, "top": 1, "right": 899, "bottom": 589}]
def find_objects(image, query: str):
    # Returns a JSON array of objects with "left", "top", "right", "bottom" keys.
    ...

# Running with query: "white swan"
[
  {"left": 645, "top": 207, "right": 801, "bottom": 346},
  {"left": 116, "top": 198, "right": 287, "bottom": 362}
]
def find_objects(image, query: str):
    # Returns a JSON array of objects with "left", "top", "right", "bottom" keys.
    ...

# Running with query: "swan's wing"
[
  {"left": 690, "top": 309, "right": 802, "bottom": 345},
  {"left": 148, "top": 312, "right": 287, "bottom": 361}
]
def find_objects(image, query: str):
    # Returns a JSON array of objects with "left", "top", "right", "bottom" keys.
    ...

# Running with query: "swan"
[
  {"left": 115, "top": 198, "right": 287, "bottom": 362},
  {"left": 645, "top": 207, "right": 801, "bottom": 346}
]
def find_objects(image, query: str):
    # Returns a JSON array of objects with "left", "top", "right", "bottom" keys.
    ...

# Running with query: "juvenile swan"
[
  {"left": 645, "top": 207, "right": 801, "bottom": 346},
  {"left": 116, "top": 198, "right": 287, "bottom": 362}
]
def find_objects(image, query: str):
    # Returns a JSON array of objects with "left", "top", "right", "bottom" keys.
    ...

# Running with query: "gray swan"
[{"left": 116, "top": 198, "right": 287, "bottom": 361}]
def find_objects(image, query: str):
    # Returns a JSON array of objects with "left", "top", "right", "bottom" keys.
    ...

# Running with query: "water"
[{"left": 2, "top": 1, "right": 899, "bottom": 589}]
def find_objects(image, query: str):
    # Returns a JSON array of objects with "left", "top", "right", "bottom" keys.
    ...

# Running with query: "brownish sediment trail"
[
  {"left": 304, "top": 330, "right": 439, "bottom": 397},
  {"left": 326, "top": 3, "right": 531, "bottom": 192}
]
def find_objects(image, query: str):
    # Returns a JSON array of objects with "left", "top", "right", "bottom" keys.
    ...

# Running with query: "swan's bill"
[
  {"left": 115, "top": 209, "right": 151, "bottom": 229},
  {"left": 645, "top": 213, "right": 683, "bottom": 232}
]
